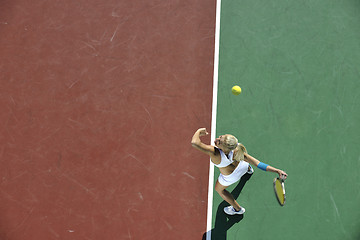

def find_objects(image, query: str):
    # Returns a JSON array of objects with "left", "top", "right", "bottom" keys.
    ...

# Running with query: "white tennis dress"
[{"left": 214, "top": 147, "right": 250, "bottom": 186}]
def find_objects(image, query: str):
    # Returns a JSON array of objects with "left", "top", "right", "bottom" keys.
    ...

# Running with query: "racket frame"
[{"left": 273, "top": 177, "right": 286, "bottom": 206}]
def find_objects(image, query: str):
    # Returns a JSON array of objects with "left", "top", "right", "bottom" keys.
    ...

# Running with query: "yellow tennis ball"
[{"left": 231, "top": 85, "right": 242, "bottom": 95}]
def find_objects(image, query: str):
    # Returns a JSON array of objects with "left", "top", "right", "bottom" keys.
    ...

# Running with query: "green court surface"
[{"left": 211, "top": 0, "right": 360, "bottom": 239}]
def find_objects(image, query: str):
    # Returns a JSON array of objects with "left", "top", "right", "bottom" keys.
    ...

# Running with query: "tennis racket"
[{"left": 273, "top": 176, "right": 286, "bottom": 206}]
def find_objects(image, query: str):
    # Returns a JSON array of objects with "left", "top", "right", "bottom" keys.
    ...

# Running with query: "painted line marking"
[{"left": 206, "top": 0, "right": 222, "bottom": 239}]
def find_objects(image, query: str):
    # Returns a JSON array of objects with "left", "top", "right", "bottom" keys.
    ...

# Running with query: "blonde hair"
[
  {"left": 223, "top": 135, "right": 238, "bottom": 150},
  {"left": 233, "top": 143, "right": 247, "bottom": 162},
  {"left": 222, "top": 134, "right": 248, "bottom": 162}
]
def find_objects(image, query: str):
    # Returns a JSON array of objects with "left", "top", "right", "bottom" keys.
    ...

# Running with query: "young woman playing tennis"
[{"left": 191, "top": 128, "right": 288, "bottom": 215}]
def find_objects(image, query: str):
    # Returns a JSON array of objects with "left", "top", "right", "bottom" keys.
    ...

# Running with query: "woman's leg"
[{"left": 214, "top": 180, "right": 242, "bottom": 211}]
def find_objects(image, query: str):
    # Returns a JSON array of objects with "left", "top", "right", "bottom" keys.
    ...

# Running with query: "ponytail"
[{"left": 233, "top": 143, "right": 247, "bottom": 162}]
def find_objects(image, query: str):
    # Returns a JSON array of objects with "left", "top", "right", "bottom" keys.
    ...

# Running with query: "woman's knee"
[{"left": 215, "top": 182, "right": 226, "bottom": 194}]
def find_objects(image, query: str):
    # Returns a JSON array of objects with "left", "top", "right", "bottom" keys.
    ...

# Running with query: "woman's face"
[
  {"left": 215, "top": 134, "right": 237, "bottom": 151},
  {"left": 214, "top": 135, "right": 226, "bottom": 147}
]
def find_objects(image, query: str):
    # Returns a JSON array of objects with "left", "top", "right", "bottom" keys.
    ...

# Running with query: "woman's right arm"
[{"left": 191, "top": 128, "right": 215, "bottom": 156}]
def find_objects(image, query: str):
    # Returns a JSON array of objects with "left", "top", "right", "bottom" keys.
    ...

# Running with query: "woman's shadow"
[{"left": 202, "top": 172, "right": 253, "bottom": 240}]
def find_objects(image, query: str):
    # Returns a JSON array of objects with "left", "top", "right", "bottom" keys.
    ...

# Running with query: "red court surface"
[{"left": 0, "top": 1, "right": 215, "bottom": 239}]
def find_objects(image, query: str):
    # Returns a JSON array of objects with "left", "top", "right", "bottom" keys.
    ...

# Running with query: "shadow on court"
[{"left": 202, "top": 173, "right": 253, "bottom": 240}]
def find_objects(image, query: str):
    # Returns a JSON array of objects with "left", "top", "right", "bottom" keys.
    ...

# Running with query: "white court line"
[{"left": 206, "top": 0, "right": 221, "bottom": 239}]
